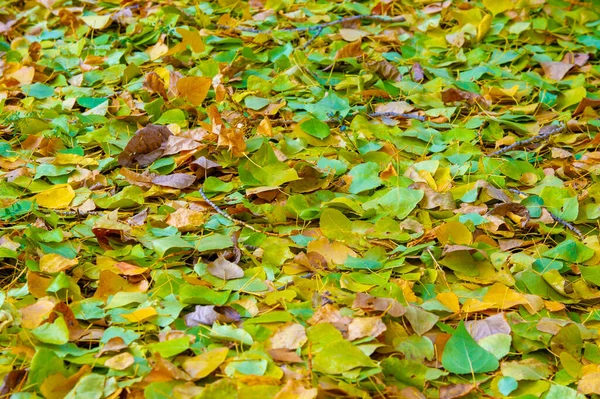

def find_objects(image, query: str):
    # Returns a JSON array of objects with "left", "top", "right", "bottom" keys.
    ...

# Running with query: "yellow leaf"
[
  {"left": 33, "top": 184, "right": 75, "bottom": 209},
  {"left": 477, "top": 13, "right": 492, "bottom": 42},
  {"left": 482, "top": 0, "right": 514, "bottom": 16},
  {"left": 182, "top": 347, "right": 229, "bottom": 380},
  {"left": 275, "top": 380, "right": 318, "bottom": 399},
  {"left": 437, "top": 292, "right": 461, "bottom": 313},
  {"left": 80, "top": 15, "right": 112, "bottom": 30},
  {"left": 122, "top": 307, "right": 157, "bottom": 323},
  {"left": 167, "top": 28, "right": 205, "bottom": 55},
  {"left": 435, "top": 221, "right": 473, "bottom": 245},
  {"left": 105, "top": 352, "right": 135, "bottom": 370},
  {"left": 177, "top": 76, "right": 212, "bottom": 107},
  {"left": 39, "top": 253, "right": 78, "bottom": 273}
]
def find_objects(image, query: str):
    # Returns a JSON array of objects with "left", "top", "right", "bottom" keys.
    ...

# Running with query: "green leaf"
[
  {"left": 31, "top": 316, "right": 70, "bottom": 345},
  {"left": 498, "top": 376, "right": 518, "bottom": 396},
  {"left": 147, "top": 337, "right": 190, "bottom": 357},
  {"left": 312, "top": 339, "right": 378, "bottom": 375},
  {"left": 320, "top": 208, "right": 353, "bottom": 241},
  {"left": 442, "top": 321, "right": 499, "bottom": 374},
  {"left": 65, "top": 374, "right": 106, "bottom": 399},
  {"left": 300, "top": 118, "right": 331, "bottom": 139},
  {"left": 23, "top": 83, "right": 55, "bottom": 99},
  {"left": 348, "top": 162, "right": 382, "bottom": 194},
  {"left": 244, "top": 96, "right": 270, "bottom": 110},
  {"left": 363, "top": 187, "right": 424, "bottom": 220},
  {"left": 94, "top": 185, "right": 145, "bottom": 209}
]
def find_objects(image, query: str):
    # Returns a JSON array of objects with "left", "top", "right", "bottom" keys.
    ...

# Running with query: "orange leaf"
[
  {"left": 335, "top": 40, "right": 364, "bottom": 59},
  {"left": 177, "top": 76, "right": 212, "bottom": 107}
]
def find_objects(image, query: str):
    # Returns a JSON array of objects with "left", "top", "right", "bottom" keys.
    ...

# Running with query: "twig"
[
  {"left": 369, "top": 112, "right": 426, "bottom": 122},
  {"left": 507, "top": 188, "right": 584, "bottom": 239},
  {"left": 218, "top": 14, "right": 406, "bottom": 47},
  {"left": 198, "top": 187, "right": 285, "bottom": 237},
  {"left": 548, "top": 212, "right": 584, "bottom": 239},
  {"left": 487, "top": 123, "right": 565, "bottom": 157},
  {"left": 250, "top": 111, "right": 424, "bottom": 127}
]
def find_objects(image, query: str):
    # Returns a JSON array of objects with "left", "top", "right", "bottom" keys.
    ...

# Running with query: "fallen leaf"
[
  {"left": 541, "top": 61, "right": 574, "bottom": 81},
  {"left": 207, "top": 255, "right": 244, "bottom": 280},
  {"left": 269, "top": 323, "right": 307, "bottom": 350},
  {"left": 118, "top": 124, "right": 172, "bottom": 167},
  {"left": 177, "top": 76, "right": 212, "bottom": 107},
  {"left": 39, "top": 253, "right": 78, "bottom": 273},
  {"left": 33, "top": 184, "right": 75, "bottom": 209},
  {"left": 347, "top": 317, "right": 387, "bottom": 340},
  {"left": 105, "top": 352, "right": 135, "bottom": 370},
  {"left": 182, "top": 347, "right": 229, "bottom": 380}
]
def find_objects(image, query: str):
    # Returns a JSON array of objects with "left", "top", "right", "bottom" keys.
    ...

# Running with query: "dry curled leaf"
[
  {"left": 151, "top": 173, "right": 196, "bottom": 189},
  {"left": 118, "top": 124, "right": 172, "bottom": 167},
  {"left": 366, "top": 60, "right": 401, "bottom": 82},
  {"left": 184, "top": 305, "right": 240, "bottom": 327}
]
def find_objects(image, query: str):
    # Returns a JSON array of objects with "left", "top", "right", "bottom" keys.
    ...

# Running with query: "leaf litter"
[{"left": 0, "top": 0, "right": 600, "bottom": 398}]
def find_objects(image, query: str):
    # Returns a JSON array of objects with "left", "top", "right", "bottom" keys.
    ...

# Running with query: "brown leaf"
[
  {"left": 440, "top": 383, "right": 476, "bottom": 399},
  {"left": 488, "top": 202, "right": 530, "bottom": 227},
  {"left": 163, "top": 135, "right": 203, "bottom": 156},
  {"left": 98, "top": 337, "right": 129, "bottom": 356},
  {"left": 352, "top": 292, "right": 405, "bottom": 317},
  {"left": 151, "top": 173, "right": 196, "bottom": 189},
  {"left": 442, "top": 87, "right": 488, "bottom": 106},
  {"left": 268, "top": 348, "right": 303, "bottom": 363},
  {"left": 143, "top": 72, "right": 167, "bottom": 99},
  {"left": 190, "top": 156, "right": 222, "bottom": 179},
  {"left": 412, "top": 182, "right": 456, "bottom": 210},
  {"left": 411, "top": 62, "right": 425, "bottom": 81},
  {"left": 307, "top": 304, "right": 351, "bottom": 333},
  {"left": 464, "top": 313, "right": 511, "bottom": 341},
  {"left": 118, "top": 124, "right": 172, "bottom": 167},
  {"left": 0, "top": 370, "right": 27, "bottom": 397},
  {"left": 184, "top": 305, "right": 241, "bottom": 327},
  {"left": 574, "top": 97, "right": 600, "bottom": 116},
  {"left": 207, "top": 255, "right": 244, "bottom": 280},
  {"left": 366, "top": 60, "right": 401, "bottom": 82},
  {"left": 541, "top": 61, "right": 574, "bottom": 81},
  {"left": 177, "top": 76, "right": 212, "bottom": 107},
  {"left": 335, "top": 40, "right": 364, "bottom": 59}
]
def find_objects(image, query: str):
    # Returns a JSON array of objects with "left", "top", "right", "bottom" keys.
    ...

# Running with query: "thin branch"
[
  {"left": 507, "top": 187, "right": 584, "bottom": 239},
  {"left": 217, "top": 14, "right": 406, "bottom": 47},
  {"left": 198, "top": 187, "right": 285, "bottom": 237},
  {"left": 250, "top": 111, "right": 424, "bottom": 127},
  {"left": 548, "top": 212, "right": 584, "bottom": 239},
  {"left": 487, "top": 122, "right": 565, "bottom": 157},
  {"left": 369, "top": 111, "right": 426, "bottom": 122}
]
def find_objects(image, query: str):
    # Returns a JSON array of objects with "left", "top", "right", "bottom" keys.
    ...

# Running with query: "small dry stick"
[
  {"left": 508, "top": 188, "right": 584, "bottom": 239},
  {"left": 218, "top": 14, "right": 406, "bottom": 47},
  {"left": 488, "top": 122, "right": 565, "bottom": 157},
  {"left": 369, "top": 111, "right": 426, "bottom": 122},
  {"left": 198, "top": 187, "right": 285, "bottom": 237}
]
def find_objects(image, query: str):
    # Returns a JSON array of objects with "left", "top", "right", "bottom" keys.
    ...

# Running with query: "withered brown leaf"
[
  {"left": 118, "top": 124, "right": 172, "bottom": 167},
  {"left": 367, "top": 60, "right": 402, "bottom": 82}
]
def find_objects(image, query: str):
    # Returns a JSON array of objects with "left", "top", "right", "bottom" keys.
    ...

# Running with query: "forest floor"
[{"left": 1, "top": 0, "right": 600, "bottom": 398}]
